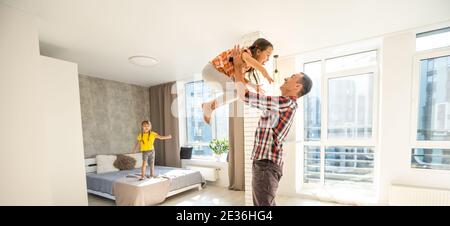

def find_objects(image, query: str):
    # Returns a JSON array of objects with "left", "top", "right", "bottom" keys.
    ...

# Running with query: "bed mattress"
[{"left": 86, "top": 166, "right": 206, "bottom": 196}]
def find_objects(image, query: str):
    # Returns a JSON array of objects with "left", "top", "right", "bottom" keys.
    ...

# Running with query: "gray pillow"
[{"left": 114, "top": 154, "right": 136, "bottom": 170}]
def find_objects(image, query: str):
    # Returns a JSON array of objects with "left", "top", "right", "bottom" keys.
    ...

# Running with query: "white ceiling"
[{"left": 2, "top": 0, "right": 450, "bottom": 86}]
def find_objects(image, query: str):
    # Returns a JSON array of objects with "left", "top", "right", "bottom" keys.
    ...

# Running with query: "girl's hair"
[
  {"left": 248, "top": 38, "right": 273, "bottom": 59},
  {"left": 140, "top": 120, "right": 151, "bottom": 144},
  {"left": 247, "top": 38, "right": 273, "bottom": 84}
]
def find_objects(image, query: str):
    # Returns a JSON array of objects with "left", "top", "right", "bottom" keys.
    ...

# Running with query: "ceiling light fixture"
[{"left": 128, "top": 55, "right": 159, "bottom": 67}]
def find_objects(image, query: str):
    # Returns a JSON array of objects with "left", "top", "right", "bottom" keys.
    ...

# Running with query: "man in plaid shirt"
[{"left": 232, "top": 47, "right": 313, "bottom": 206}]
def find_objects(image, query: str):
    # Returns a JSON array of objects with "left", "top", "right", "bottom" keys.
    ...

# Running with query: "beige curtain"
[
  {"left": 149, "top": 81, "right": 180, "bottom": 167},
  {"left": 228, "top": 100, "right": 245, "bottom": 190}
]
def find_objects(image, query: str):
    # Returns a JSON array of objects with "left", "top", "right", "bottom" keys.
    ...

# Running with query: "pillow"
[
  {"left": 96, "top": 155, "right": 119, "bottom": 174},
  {"left": 113, "top": 154, "right": 136, "bottom": 170},
  {"left": 124, "top": 153, "right": 143, "bottom": 168}
]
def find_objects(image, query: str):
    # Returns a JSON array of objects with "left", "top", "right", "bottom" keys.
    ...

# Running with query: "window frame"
[
  {"left": 410, "top": 47, "right": 450, "bottom": 172},
  {"left": 416, "top": 27, "right": 450, "bottom": 52},
  {"left": 295, "top": 40, "right": 381, "bottom": 192}
]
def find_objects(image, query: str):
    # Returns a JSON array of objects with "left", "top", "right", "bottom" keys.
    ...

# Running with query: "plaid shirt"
[{"left": 244, "top": 91, "right": 298, "bottom": 166}]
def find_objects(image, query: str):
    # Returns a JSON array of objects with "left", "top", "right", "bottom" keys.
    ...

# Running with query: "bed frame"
[{"left": 85, "top": 158, "right": 203, "bottom": 201}]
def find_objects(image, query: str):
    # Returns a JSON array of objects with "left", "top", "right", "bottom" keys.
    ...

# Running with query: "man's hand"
[
  {"left": 232, "top": 44, "right": 250, "bottom": 101},
  {"left": 255, "top": 84, "right": 266, "bottom": 95},
  {"left": 231, "top": 45, "right": 246, "bottom": 84},
  {"left": 231, "top": 45, "right": 244, "bottom": 72}
]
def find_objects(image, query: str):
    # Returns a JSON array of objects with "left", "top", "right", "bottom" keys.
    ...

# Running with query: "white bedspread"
[{"left": 113, "top": 176, "right": 171, "bottom": 206}]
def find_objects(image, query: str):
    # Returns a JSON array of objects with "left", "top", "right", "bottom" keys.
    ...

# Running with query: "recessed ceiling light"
[{"left": 128, "top": 55, "right": 159, "bottom": 67}]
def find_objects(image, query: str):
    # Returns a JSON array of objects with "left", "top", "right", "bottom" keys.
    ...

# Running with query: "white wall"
[
  {"left": 0, "top": 4, "right": 87, "bottom": 205},
  {"left": 41, "top": 56, "right": 88, "bottom": 205},
  {"left": 377, "top": 31, "right": 416, "bottom": 204},
  {"left": 378, "top": 27, "right": 450, "bottom": 204},
  {"left": 181, "top": 159, "right": 229, "bottom": 187},
  {"left": 0, "top": 3, "right": 53, "bottom": 205}
]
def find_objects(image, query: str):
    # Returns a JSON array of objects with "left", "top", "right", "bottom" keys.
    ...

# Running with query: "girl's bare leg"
[
  {"left": 202, "top": 99, "right": 218, "bottom": 124},
  {"left": 140, "top": 161, "right": 146, "bottom": 180},
  {"left": 150, "top": 163, "right": 155, "bottom": 178},
  {"left": 202, "top": 76, "right": 239, "bottom": 124}
]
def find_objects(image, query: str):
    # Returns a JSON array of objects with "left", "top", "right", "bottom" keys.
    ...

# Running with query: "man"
[{"left": 232, "top": 47, "right": 313, "bottom": 206}]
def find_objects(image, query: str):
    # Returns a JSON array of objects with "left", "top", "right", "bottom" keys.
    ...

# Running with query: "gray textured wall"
[{"left": 79, "top": 74, "right": 150, "bottom": 158}]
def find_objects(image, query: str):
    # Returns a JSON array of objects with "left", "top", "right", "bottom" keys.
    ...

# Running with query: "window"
[
  {"left": 416, "top": 27, "right": 450, "bottom": 51},
  {"left": 412, "top": 148, "right": 450, "bottom": 170},
  {"left": 303, "top": 146, "right": 321, "bottom": 183},
  {"left": 184, "top": 80, "right": 229, "bottom": 159},
  {"left": 299, "top": 49, "right": 378, "bottom": 196},
  {"left": 304, "top": 61, "right": 321, "bottom": 141},
  {"left": 417, "top": 55, "right": 450, "bottom": 141},
  {"left": 411, "top": 36, "right": 450, "bottom": 170},
  {"left": 328, "top": 73, "right": 374, "bottom": 139},
  {"left": 326, "top": 51, "right": 377, "bottom": 73},
  {"left": 325, "top": 147, "right": 374, "bottom": 190}
]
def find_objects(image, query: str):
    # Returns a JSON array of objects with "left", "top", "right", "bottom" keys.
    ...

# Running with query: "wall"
[
  {"left": 78, "top": 75, "right": 150, "bottom": 157},
  {"left": 243, "top": 105, "right": 261, "bottom": 205},
  {"left": 0, "top": 3, "right": 53, "bottom": 205},
  {"left": 181, "top": 159, "right": 229, "bottom": 188},
  {"left": 378, "top": 28, "right": 450, "bottom": 204},
  {"left": 41, "top": 56, "right": 88, "bottom": 205},
  {"left": 0, "top": 4, "right": 87, "bottom": 205}
]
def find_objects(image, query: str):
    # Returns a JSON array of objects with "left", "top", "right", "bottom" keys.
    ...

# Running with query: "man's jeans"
[{"left": 252, "top": 159, "right": 283, "bottom": 206}]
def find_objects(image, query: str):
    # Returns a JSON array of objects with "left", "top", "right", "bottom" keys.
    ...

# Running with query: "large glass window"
[
  {"left": 417, "top": 55, "right": 450, "bottom": 141},
  {"left": 304, "top": 61, "right": 322, "bottom": 141},
  {"left": 185, "top": 80, "right": 229, "bottom": 158},
  {"left": 299, "top": 49, "right": 378, "bottom": 197},
  {"left": 328, "top": 74, "right": 374, "bottom": 139},
  {"left": 412, "top": 28, "right": 450, "bottom": 170}
]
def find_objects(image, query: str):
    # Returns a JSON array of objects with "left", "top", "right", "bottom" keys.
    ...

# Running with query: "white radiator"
[
  {"left": 186, "top": 165, "right": 219, "bottom": 182},
  {"left": 389, "top": 184, "right": 450, "bottom": 206}
]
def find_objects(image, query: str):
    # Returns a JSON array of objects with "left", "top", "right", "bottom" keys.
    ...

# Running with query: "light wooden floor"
[{"left": 88, "top": 185, "right": 343, "bottom": 206}]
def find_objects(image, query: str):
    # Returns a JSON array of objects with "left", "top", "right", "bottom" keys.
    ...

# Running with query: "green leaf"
[{"left": 209, "top": 139, "right": 229, "bottom": 155}]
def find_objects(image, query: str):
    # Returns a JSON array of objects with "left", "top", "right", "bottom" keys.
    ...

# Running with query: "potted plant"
[{"left": 209, "top": 139, "right": 229, "bottom": 162}]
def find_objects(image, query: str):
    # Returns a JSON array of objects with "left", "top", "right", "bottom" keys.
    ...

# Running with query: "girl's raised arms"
[{"left": 241, "top": 51, "right": 274, "bottom": 84}]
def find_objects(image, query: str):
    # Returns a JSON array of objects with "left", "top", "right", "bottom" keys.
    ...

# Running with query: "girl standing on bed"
[
  {"left": 201, "top": 38, "right": 274, "bottom": 124},
  {"left": 131, "top": 120, "right": 172, "bottom": 180}
]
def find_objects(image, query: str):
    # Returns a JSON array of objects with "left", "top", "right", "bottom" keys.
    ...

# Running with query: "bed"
[{"left": 85, "top": 158, "right": 206, "bottom": 205}]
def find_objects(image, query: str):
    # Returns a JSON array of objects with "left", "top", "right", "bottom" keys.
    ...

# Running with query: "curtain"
[
  {"left": 149, "top": 81, "right": 180, "bottom": 167},
  {"left": 228, "top": 100, "right": 245, "bottom": 190}
]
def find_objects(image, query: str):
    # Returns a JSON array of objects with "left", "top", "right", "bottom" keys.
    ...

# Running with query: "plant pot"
[{"left": 214, "top": 154, "right": 222, "bottom": 162}]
